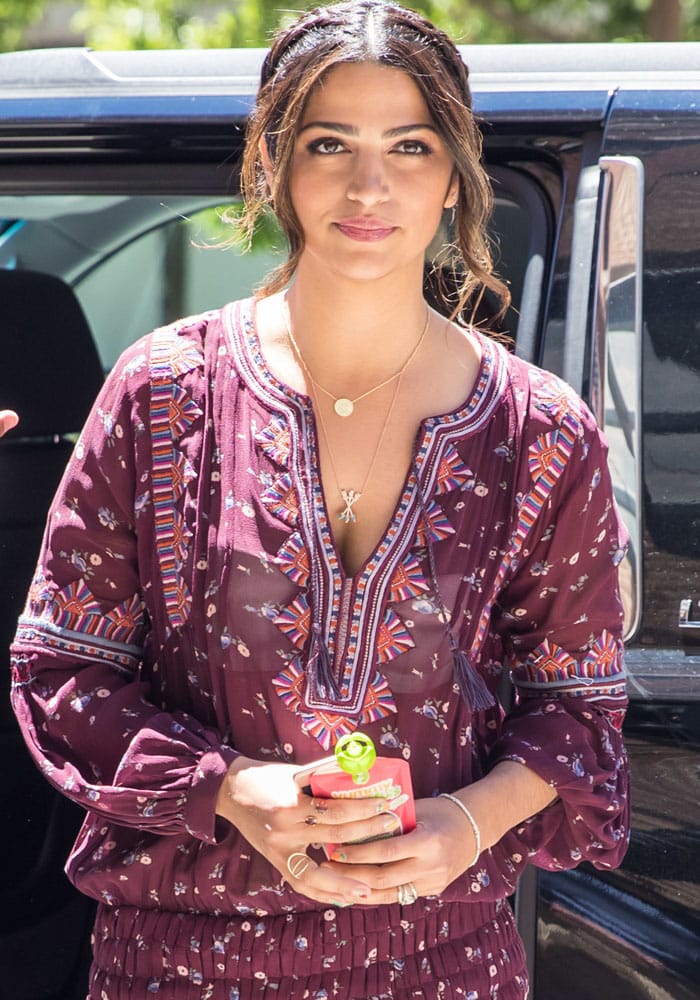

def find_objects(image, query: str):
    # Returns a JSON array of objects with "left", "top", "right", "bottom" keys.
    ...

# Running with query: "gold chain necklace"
[
  {"left": 283, "top": 301, "right": 430, "bottom": 418},
  {"left": 284, "top": 301, "right": 430, "bottom": 524},
  {"left": 313, "top": 365, "right": 404, "bottom": 524}
]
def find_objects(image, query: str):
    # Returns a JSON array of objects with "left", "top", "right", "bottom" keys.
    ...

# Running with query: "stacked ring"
[
  {"left": 397, "top": 882, "right": 418, "bottom": 906},
  {"left": 286, "top": 852, "right": 312, "bottom": 879}
]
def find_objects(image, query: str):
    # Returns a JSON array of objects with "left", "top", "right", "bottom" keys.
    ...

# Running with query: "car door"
[{"left": 532, "top": 68, "right": 700, "bottom": 1000}]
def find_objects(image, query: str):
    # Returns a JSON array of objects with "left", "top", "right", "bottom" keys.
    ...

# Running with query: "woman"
[{"left": 11, "top": 2, "right": 629, "bottom": 997}]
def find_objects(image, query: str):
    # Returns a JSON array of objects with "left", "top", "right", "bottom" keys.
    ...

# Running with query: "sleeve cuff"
[{"left": 183, "top": 745, "right": 241, "bottom": 844}]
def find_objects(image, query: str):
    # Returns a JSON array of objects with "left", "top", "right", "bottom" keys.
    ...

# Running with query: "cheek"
[{"left": 289, "top": 162, "right": 329, "bottom": 213}]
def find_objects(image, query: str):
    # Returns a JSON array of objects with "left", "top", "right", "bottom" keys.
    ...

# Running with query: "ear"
[
  {"left": 259, "top": 135, "right": 275, "bottom": 193},
  {"left": 443, "top": 172, "right": 459, "bottom": 210}
]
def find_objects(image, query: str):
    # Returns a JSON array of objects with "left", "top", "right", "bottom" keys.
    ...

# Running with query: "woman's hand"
[
  {"left": 320, "top": 794, "right": 480, "bottom": 905},
  {"left": 321, "top": 762, "right": 557, "bottom": 905},
  {"left": 0, "top": 410, "right": 18, "bottom": 437},
  {"left": 216, "top": 756, "right": 400, "bottom": 906}
]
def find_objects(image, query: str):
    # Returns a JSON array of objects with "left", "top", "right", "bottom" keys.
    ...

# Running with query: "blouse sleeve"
[
  {"left": 489, "top": 377, "right": 630, "bottom": 872},
  {"left": 10, "top": 332, "right": 238, "bottom": 845}
]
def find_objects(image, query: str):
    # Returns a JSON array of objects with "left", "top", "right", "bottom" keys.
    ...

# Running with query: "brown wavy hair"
[{"left": 233, "top": 0, "right": 510, "bottom": 325}]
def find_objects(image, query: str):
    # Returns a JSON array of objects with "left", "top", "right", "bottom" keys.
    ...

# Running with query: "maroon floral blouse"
[{"left": 11, "top": 298, "right": 629, "bottom": 999}]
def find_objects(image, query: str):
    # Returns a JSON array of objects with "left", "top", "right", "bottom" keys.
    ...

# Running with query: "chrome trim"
[
  {"left": 592, "top": 156, "right": 645, "bottom": 643},
  {"left": 679, "top": 598, "right": 700, "bottom": 631},
  {"left": 626, "top": 647, "right": 700, "bottom": 701},
  {"left": 562, "top": 163, "right": 601, "bottom": 398}
]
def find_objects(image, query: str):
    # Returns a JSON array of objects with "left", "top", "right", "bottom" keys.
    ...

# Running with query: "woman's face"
[{"left": 284, "top": 61, "right": 458, "bottom": 285}]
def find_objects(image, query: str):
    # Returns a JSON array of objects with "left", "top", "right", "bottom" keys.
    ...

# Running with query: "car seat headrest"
[{"left": 0, "top": 269, "right": 104, "bottom": 438}]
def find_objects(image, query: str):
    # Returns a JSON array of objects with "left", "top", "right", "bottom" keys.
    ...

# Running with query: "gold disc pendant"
[{"left": 334, "top": 397, "right": 354, "bottom": 418}]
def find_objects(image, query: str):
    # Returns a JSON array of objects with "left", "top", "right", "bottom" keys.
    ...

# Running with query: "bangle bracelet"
[{"left": 439, "top": 792, "right": 481, "bottom": 867}]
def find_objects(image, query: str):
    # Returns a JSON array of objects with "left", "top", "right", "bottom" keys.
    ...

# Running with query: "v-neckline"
[
  {"left": 224, "top": 297, "right": 507, "bottom": 716},
  {"left": 225, "top": 297, "right": 501, "bottom": 585}
]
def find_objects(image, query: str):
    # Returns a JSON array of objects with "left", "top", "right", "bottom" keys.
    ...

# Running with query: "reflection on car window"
[
  {"left": 0, "top": 185, "right": 542, "bottom": 371},
  {"left": 74, "top": 202, "right": 286, "bottom": 370}
]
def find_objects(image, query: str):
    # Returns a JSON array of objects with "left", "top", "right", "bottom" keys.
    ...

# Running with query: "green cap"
[{"left": 335, "top": 733, "right": 376, "bottom": 784}]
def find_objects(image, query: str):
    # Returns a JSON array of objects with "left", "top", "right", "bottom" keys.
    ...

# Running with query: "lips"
[{"left": 334, "top": 217, "right": 397, "bottom": 242}]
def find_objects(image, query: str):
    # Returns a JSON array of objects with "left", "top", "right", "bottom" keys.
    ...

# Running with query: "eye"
[
  {"left": 394, "top": 139, "right": 432, "bottom": 156},
  {"left": 306, "top": 137, "right": 347, "bottom": 155}
]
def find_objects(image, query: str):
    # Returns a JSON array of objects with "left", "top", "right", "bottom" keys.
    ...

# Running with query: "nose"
[{"left": 346, "top": 150, "right": 389, "bottom": 206}]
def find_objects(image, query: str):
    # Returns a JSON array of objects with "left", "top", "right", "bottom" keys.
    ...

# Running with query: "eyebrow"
[{"left": 297, "top": 121, "right": 439, "bottom": 138}]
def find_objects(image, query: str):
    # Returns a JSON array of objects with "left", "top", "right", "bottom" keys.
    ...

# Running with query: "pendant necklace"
[
  {"left": 312, "top": 361, "right": 405, "bottom": 525},
  {"left": 283, "top": 300, "right": 430, "bottom": 524},
  {"left": 284, "top": 301, "right": 430, "bottom": 418}
]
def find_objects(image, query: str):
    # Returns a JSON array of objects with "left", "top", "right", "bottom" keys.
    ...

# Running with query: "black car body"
[{"left": 1, "top": 43, "right": 699, "bottom": 999}]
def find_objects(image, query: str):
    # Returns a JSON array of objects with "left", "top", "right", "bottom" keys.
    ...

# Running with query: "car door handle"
[{"left": 679, "top": 599, "right": 700, "bottom": 631}]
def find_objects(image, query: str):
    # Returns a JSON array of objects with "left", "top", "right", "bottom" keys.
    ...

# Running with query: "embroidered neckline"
[
  {"left": 224, "top": 298, "right": 500, "bottom": 430},
  {"left": 223, "top": 299, "right": 510, "bottom": 746},
  {"left": 224, "top": 299, "right": 507, "bottom": 587}
]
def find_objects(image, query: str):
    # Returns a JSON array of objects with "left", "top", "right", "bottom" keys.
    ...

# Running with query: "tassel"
[
  {"left": 307, "top": 622, "right": 339, "bottom": 701},
  {"left": 449, "top": 633, "right": 495, "bottom": 711}
]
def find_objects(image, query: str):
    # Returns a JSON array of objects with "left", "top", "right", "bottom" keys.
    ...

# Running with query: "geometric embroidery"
[
  {"left": 389, "top": 554, "right": 430, "bottom": 603},
  {"left": 273, "top": 594, "right": 311, "bottom": 650},
  {"left": 149, "top": 328, "right": 203, "bottom": 630},
  {"left": 434, "top": 443, "right": 474, "bottom": 496},
  {"left": 472, "top": 411, "right": 579, "bottom": 660},
  {"left": 521, "top": 639, "right": 578, "bottom": 682},
  {"left": 271, "top": 656, "right": 306, "bottom": 714},
  {"left": 261, "top": 472, "right": 299, "bottom": 528},
  {"left": 415, "top": 499, "right": 455, "bottom": 547},
  {"left": 516, "top": 632, "right": 625, "bottom": 700},
  {"left": 272, "top": 657, "right": 396, "bottom": 750},
  {"left": 170, "top": 451, "right": 197, "bottom": 501},
  {"left": 102, "top": 593, "right": 148, "bottom": 644},
  {"left": 167, "top": 328, "right": 209, "bottom": 378},
  {"left": 300, "top": 670, "right": 397, "bottom": 750},
  {"left": 275, "top": 531, "right": 310, "bottom": 587},
  {"left": 529, "top": 430, "right": 572, "bottom": 489},
  {"left": 376, "top": 609, "right": 415, "bottom": 664},
  {"left": 300, "top": 707, "right": 358, "bottom": 750},
  {"left": 52, "top": 579, "right": 102, "bottom": 620},
  {"left": 168, "top": 385, "right": 202, "bottom": 438},
  {"left": 581, "top": 630, "right": 622, "bottom": 677},
  {"left": 25, "top": 580, "right": 146, "bottom": 648},
  {"left": 255, "top": 415, "right": 291, "bottom": 467},
  {"left": 534, "top": 380, "right": 578, "bottom": 426}
]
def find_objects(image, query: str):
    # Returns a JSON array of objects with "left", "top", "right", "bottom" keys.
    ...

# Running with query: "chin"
[{"left": 308, "top": 247, "right": 420, "bottom": 285}]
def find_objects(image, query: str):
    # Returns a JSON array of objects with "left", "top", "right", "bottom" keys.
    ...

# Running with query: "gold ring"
[
  {"left": 286, "top": 852, "right": 312, "bottom": 879},
  {"left": 397, "top": 882, "right": 418, "bottom": 906},
  {"left": 304, "top": 815, "right": 318, "bottom": 826},
  {"left": 312, "top": 798, "right": 329, "bottom": 814}
]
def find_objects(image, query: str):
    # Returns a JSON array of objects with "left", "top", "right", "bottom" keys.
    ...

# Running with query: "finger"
[
  {"left": 297, "top": 793, "right": 394, "bottom": 829},
  {"left": 283, "top": 850, "right": 372, "bottom": 905},
  {"left": 0, "top": 410, "right": 19, "bottom": 436},
  {"left": 323, "top": 858, "right": 427, "bottom": 907},
  {"left": 323, "top": 824, "right": 419, "bottom": 866},
  {"left": 298, "top": 809, "right": 403, "bottom": 849},
  {"left": 357, "top": 881, "right": 425, "bottom": 908}
]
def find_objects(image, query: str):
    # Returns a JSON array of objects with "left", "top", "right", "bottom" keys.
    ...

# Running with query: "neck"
[{"left": 285, "top": 264, "right": 430, "bottom": 381}]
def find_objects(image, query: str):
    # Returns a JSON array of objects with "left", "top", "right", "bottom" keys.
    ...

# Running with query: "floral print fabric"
[{"left": 10, "top": 299, "right": 629, "bottom": 998}]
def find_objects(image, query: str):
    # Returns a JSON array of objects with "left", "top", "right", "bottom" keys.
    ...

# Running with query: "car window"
[{"left": 0, "top": 174, "right": 549, "bottom": 372}]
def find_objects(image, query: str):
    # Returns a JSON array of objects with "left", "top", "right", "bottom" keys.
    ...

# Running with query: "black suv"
[{"left": 1, "top": 43, "right": 699, "bottom": 1000}]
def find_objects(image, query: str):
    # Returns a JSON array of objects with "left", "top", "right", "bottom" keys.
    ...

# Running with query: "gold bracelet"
[{"left": 439, "top": 792, "right": 481, "bottom": 867}]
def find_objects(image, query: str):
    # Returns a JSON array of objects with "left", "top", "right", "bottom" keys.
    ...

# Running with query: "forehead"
[{"left": 299, "top": 61, "right": 433, "bottom": 126}]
